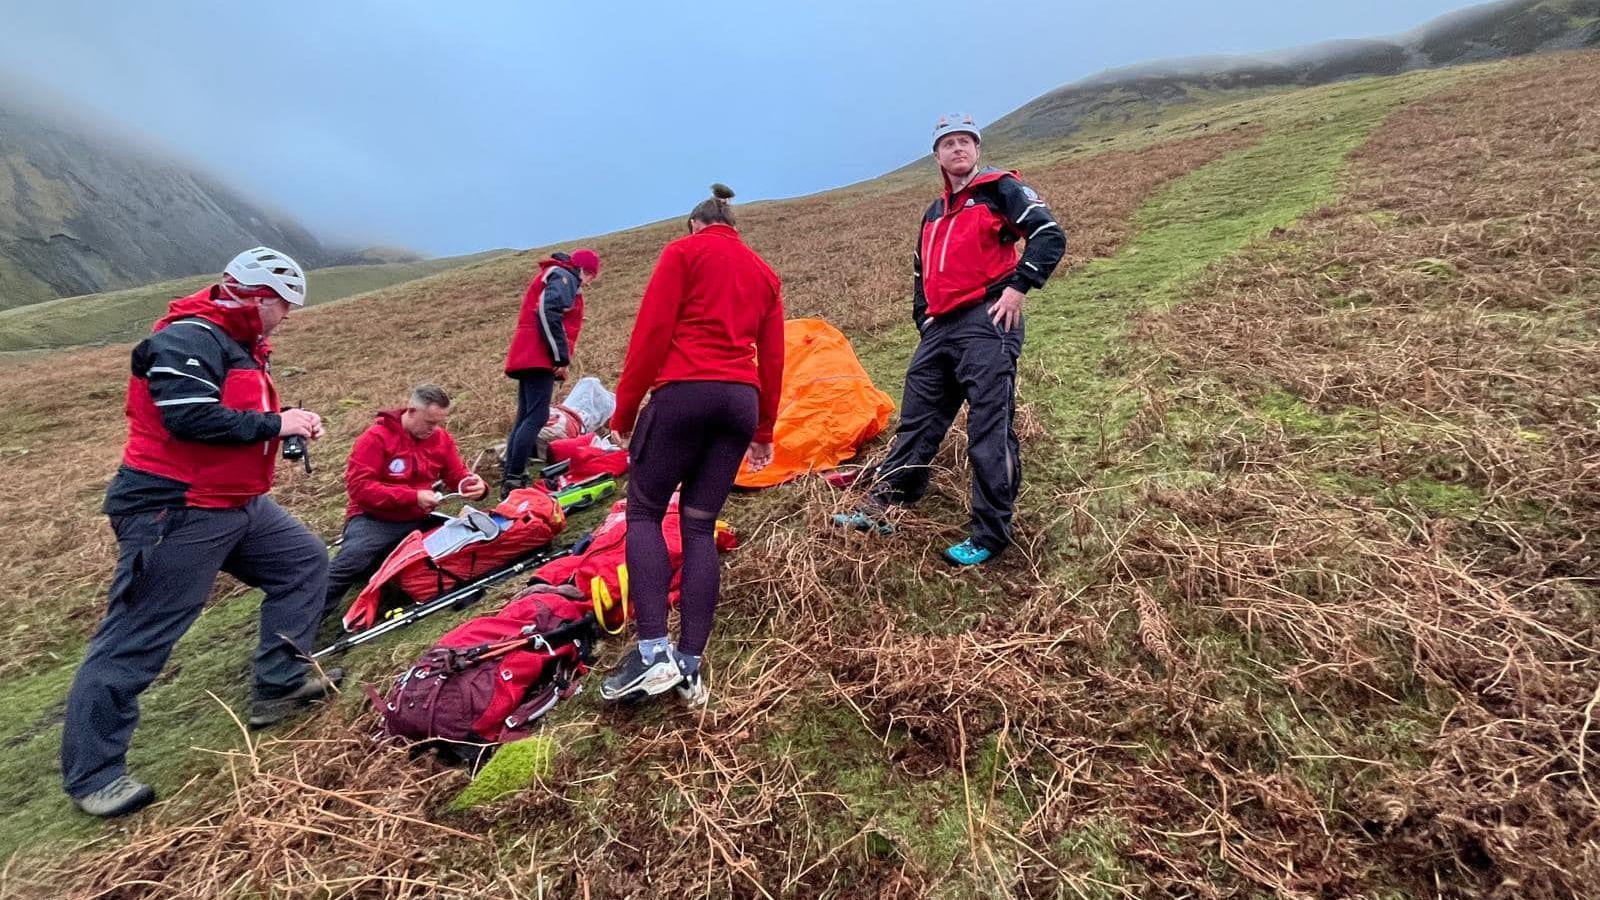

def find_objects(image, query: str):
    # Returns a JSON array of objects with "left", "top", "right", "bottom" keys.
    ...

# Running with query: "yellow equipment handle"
[{"left": 591, "top": 564, "right": 631, "bottom": 634}]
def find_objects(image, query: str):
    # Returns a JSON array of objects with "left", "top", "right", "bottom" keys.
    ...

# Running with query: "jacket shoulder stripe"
[
  {"left": 154, "top": 396, "right": 221, "bottom": 407},
  {"left": 147, "top": 366, "right": 220, "bottom": 393}
]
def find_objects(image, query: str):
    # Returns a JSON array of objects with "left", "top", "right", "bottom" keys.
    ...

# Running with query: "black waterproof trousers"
[{"left": 871, "top": 298, "right": 1022, "bottom": 553}]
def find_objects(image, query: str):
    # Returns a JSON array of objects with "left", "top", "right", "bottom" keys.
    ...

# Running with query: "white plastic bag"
[{"left": 539, "top": 376, "right": 616, "bottom": 445}]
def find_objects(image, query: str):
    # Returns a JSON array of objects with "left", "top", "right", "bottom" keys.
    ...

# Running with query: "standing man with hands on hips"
[
  {"left": 835, "top": 115, "right": 1066, "bottom": 566},
  {"left": 62, "top": 248, "right": 339, "bottom": 818}
]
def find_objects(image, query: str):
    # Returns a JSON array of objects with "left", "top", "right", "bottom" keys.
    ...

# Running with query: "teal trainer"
[
  {"left": 831, "top": 508, "right": 896, "bottom": 535},
  {"left": 942, "top": 539, "right": 994, "bottom": 567}
]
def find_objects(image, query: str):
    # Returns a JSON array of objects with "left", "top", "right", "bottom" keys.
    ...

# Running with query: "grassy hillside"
[
  {"left": 0, "top": 249, "right": 514, "bottom": 352},
  {"left": 0, "top": 51, "right": 1594, "bottom": 898},
  {"left": 981, "top": 0, "right": 1599, "bottom": 152}
]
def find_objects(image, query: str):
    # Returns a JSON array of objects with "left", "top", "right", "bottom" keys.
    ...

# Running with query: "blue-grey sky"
[{"left": 0, "top": 0, "right": 1475, "bottom": 256}]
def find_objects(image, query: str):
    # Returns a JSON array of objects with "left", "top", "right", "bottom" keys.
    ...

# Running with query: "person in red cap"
[
  {"left": 600, "top": 184, "right": 784, "bottom": 708},
  {"left": 501, "top": 248, "right": 600, "bottom": 498}
]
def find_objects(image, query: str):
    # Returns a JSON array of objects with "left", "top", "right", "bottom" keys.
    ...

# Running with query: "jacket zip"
[{"left": 938, "top": 208, "right": 957, "bottom": 272}]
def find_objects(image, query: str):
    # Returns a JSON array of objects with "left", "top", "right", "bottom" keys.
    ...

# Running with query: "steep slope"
[
  {"left": 0, "top": 50, "right": 1593, "bottom": 898},
  {"left": 984, "top": 0, "right": 1600, "bottom": 147},
  {"left": 0, "top": 78, "right": 334, "bottom": 309}
]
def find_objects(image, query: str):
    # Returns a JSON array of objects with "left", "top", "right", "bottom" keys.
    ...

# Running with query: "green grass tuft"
[{"left": 449, "top": 736, "right": 557, "bottom": 811}]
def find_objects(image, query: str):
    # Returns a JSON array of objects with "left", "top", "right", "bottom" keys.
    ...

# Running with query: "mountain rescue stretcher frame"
[{"left": 313, "top": 473, "right": 619, "bottom": 659}]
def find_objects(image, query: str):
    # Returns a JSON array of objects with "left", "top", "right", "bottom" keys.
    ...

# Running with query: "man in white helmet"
[
  {"left": 836, "top": 116, "right": 1066, "bottom": 565},
  {"left": 62, "top": 247, "right": 339, "bottom": 818}
]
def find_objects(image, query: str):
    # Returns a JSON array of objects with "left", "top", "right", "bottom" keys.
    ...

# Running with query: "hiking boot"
[
  {"left": 499, "top": 473, "right": 529, "bottom": 501},
  {"left": 831, "top": 503, "right": 895, "bottom": 535},
  {"left": 942, "top": 539, "right": 995, "bottom": 567},
  {"left": 600, "top": 643, "right": 682, "bottom": 702},
  {"left": 73, "top": 775, "right": 156, "bottom": 818},
  {"left": 676, "top": 667, "right": 709, "bottom": 707},
  {"left": 248, "top": 667, "right": 344, "bottom": 729}
]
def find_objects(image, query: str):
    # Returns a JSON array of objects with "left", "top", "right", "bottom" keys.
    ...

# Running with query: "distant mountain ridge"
[
  {"left": 0, "top": 76, "right": 337, "bottom": 310},
  {"left": 985, "top": 0, "right": 1600, "bottom": 147}
]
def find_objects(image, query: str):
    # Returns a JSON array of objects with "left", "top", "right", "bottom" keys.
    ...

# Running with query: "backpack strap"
[{"left": 499, "top": 650, "right": 583, "bottom": 741}]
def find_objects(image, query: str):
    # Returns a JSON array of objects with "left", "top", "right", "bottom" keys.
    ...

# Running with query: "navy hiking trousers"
[{"left": 62, "top": 497, "right": 327, "bottom": 797}]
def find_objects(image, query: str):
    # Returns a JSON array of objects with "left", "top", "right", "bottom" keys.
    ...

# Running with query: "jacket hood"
[
  {"left": 940, "top": 166, "right": 1013, "bottom": 204},
  {"left": 153, "top": 285, "right": 267, "bottom": 350}
]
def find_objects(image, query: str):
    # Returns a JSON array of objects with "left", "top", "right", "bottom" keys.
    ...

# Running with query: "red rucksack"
[
  {"left": 532, "top": 497, "right": 738, "bottom": 631},
  {"left": 343, "top": 488, "right": 565, "bottom": 632},
  {"left": 374, "top": 588, "right": 595, "bottom": 751}
]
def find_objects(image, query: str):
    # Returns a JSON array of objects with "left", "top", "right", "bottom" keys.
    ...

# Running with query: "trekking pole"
[
  {"left": 312, "top": 543, "right": 577, "bottom": 660},
  {"left": 450, "top": 613, "right": 600, "bottom": 668}
]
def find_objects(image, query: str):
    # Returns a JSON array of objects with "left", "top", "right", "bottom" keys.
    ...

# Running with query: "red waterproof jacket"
[
  {"left": 344, "top": 409, "right": 476, "bottom": 521},
  {"left": 611, "top": 224, "right": 785, "bottom": 442},
  {"left": 107, "top": 287, "right": 284, "bottom": 513},
  {"left": 505, "top": 257, "right": 584, "bottom": 375},
  {"left": 913, "top": 167, "right": 1066, "bottom": 322}
]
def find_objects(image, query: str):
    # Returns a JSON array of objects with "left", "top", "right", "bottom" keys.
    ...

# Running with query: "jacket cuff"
[
  {"left": 258, "top": 412, "right": 283, "bottom": 442},
  {"left": 753, "top": 426, "right": 774, "bottom": 444},
  {"left": 1006, "top": 274, "right": 1034, "bottom": 294}
]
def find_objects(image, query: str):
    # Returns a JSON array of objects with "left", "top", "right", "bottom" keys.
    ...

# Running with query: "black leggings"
[{"left": 626, "top": 381, "right": 758, "bottom": 656}]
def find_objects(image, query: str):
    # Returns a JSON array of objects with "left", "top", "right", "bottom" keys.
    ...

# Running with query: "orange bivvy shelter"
[{"left": 735, "top": 318, "right": 894, "bottom": 489}]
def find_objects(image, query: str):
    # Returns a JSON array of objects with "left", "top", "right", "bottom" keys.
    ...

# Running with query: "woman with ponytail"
[{"left": 600, "top": 184, "right": 785, "bottom": 707}]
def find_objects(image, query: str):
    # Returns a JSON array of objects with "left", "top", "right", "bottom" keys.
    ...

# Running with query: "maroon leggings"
[{"left": 626, "top": 381, "right": 758, "bottom": 656}]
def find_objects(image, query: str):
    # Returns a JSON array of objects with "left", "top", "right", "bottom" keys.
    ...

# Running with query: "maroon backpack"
[{"left": 374, "top": 588, "right": 596, "bottom": 752}]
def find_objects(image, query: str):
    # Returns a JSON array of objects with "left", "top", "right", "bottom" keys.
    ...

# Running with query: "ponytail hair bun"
[{"left": 689, "top": 183, "right": 738, "bottom": 227}]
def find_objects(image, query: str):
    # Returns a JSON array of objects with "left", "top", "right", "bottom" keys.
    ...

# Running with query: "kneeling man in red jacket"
[{"left": 324, "top": 384, "right": 487, "bottom": 614}]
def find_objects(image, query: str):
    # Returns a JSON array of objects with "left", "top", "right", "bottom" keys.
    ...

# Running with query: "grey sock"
[
  {"left": 639, "top": 637, "right": 670, "bottom": 662},
  {"left": 675, "top": 651, "right": 701, "bottom": 676}
]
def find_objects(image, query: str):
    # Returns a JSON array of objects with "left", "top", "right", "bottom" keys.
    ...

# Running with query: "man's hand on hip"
[{"left": 990, "top": 287, "right": 1026, "bottom": 332}]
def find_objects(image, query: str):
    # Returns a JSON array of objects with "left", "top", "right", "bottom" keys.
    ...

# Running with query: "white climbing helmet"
[
  {"left": 931, "top": 114, "right": 981, "bottom": 151},
  {"left": 223, "top": 246, "right": 307, "bottom": 306}
]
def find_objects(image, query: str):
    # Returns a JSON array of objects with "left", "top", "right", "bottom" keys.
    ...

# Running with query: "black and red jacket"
[
  {"left": 912, "top": 167, "right": 1066, "bottom": 327},
  {"left": 504, "top": 255, "right": 584, "bottom": 375},
  {"left": 104, "top": 287, "right": 285, "bottom": 515}
]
